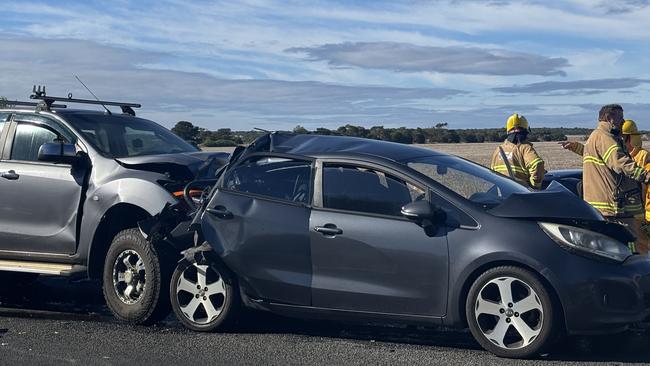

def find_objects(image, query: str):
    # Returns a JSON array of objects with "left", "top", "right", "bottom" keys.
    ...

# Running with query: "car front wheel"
[
  {"left": 466, "top": 266, "right": 556, "bottom": 358},
  {"left": 102, "top": 228, "right": 173, "bottom": 324},
  {"left": 170, "top": 261, "right": 239, "bottom": 332}
]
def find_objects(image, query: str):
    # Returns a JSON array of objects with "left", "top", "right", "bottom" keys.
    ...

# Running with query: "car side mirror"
[
  {"left": 402, "top": 201, "right": 447, "bottom": 236},
  {"left": 38, "top": 142, "right": 79, "bottom": 164}
]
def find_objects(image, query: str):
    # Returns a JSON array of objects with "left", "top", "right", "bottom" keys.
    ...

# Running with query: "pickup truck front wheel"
[{"left": 102, "top": 228, "right": 173, "bottom": 324}]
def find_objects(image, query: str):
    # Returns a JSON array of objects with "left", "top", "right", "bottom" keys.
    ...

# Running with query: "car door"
[
  {"left": 310, "top": 160, "right": 449, "bottom": 316},
  {"left": 201, "top": 154, "right": 314, "bottom": 305},
  {"left": 0, "top": 114, "right": 84, "bottom": 255}
]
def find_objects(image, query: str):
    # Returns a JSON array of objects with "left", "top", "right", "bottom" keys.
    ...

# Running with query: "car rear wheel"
[
  {"left": 466, "top": 266, "right": 555, "bottom": 358},
  {"left": 170, "top": 261, "right": 239, "bottom": 332},
  {"left": 102, "top": 228, "right": 173, "bottom": 324}
]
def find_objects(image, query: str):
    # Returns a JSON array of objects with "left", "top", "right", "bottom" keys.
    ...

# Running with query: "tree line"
[{"left": 172, "top": 121, "right": 600, "bottom": 147}]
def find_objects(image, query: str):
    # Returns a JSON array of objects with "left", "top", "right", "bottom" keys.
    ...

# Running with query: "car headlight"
[{"left": 539, "top": 222, "right": 632, "bottom": 263}]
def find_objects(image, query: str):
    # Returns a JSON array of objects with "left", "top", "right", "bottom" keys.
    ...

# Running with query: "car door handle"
[
  {"left": 1, "top": 170, "right": 19, "bottom": 180},
  {"left": 314, "top": 225, "right": 343, "bottom": 236},
  {"left": 206, "top": 206, "right": 233, "bottom": 219}
]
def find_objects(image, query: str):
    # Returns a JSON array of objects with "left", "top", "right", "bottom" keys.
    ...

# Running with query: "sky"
[{"left": 1, "top": 0, "right": 650, "bottom": 131}]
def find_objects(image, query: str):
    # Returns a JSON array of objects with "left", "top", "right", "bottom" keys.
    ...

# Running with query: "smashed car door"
[
  {"left": 310, "top": 162, "right": 449, "bottom": 316},
  {"left": 201, "top": 155, "right": 313, "bottom": 306}
]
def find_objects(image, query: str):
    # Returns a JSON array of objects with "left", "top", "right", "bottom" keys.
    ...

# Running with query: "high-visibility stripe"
[
  {"left": 602, "top": 144, "right": 619, "bottom": 162},
  {"left": 646, "top": 211, "right": 650, "bottom": 221},
  {"left": 632, "top": 166, "right": 643, "bottom": 180},
  {"left": 583, "top": 156, "right": 606, "bottom": 166},
  {"left": 527, "top": 158, "right": 543, "bottom": 169},
  {"left": 492, "top": 165, "right": 527, "bottom": 174}
]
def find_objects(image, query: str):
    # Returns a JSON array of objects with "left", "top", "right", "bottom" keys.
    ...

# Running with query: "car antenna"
[
  {"left": 75, "top": 75, "right": 112, "bottom": 115},
  {"left": 253, "top": 127, "right": 270, "bottom": 132}
]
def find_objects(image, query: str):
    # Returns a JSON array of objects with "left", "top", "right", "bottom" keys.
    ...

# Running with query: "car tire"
[
  {"left": 170, "top": 261, "right": 239, "bottom": 332},
  {"left": 102, "top": 228, "right": 174, "bottom": 324},
  {"left": 466, "top": 266, "right": 556, "bottom": 359}
]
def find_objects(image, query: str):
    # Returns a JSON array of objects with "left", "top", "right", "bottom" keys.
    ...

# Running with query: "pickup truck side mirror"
[
  {"left": 401, "top": 201, "right": 447, "bottom": 236},
  {"left": 38, "top": 142, "right": 80, "bottom": 164}
]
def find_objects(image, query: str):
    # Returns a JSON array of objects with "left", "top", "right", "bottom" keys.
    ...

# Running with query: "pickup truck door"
[{"left": 0, "top": 114, "right": 85, "bottom": 255}]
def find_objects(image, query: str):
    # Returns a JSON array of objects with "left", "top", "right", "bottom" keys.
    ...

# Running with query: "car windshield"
[
  {"left": 64, "top": 114, "right": 198, "bottom": 158},
  {"left": 404, "top": 155, "right": 530, "bottom": 208}
]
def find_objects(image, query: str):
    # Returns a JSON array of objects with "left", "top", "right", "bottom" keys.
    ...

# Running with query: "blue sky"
[{"left": 1, "top": 0, "right": 650, "bottom": 130}]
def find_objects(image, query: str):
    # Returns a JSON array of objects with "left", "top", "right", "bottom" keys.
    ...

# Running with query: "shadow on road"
[{"left": 1, "top": 276, "right": 650, "bottom": 363}]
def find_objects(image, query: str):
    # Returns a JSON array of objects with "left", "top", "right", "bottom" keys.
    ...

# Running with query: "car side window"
[
  {"left": 0, "top": 113, "right": 9, "bottom": 135},
  {"left": 222, "top": 156, "right": 312, "bottom": 204},
  {"left": 10, "top": 115, "right": 78, "bottom": 162},
  {"left": 322, "top": 164, "right": 425, "bottom": 217},
  {"left": 11, "top": 123, "right": 61, "bottom": 161}
]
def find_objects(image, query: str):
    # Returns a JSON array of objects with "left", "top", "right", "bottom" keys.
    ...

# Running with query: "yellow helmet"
[
  {"left": 622, "top": 119, "right": 640, "bottom": 135},
  {"left": 506, "top": 113, "right": 529, "bottom": 131}
]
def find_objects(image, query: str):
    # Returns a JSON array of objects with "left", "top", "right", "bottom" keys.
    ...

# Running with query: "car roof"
[{"left": 268, "top": 133, "right": 445, "bottom": 162}]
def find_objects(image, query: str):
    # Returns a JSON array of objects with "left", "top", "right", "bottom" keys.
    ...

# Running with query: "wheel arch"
[
  {"left": 87, "top": 203, "right": 151, "bottom": 279},
  {"left": 452, "top": 259, "right": 567, "bottom": 335}
]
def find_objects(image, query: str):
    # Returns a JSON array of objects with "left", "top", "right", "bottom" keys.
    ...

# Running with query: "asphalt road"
[{"left": 1, "top": 277, "right": 650, "bottom": 366}]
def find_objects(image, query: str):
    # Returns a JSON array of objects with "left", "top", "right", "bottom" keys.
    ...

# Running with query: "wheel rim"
[
  {"left": 474, "top": 276, "right": 544, "bottom": 350},
  {"left": 113, "top": 250, "right": 146, "bottom": 304},
  {"left": 175, "top": 263, "right": 227, "bottom": 325}
]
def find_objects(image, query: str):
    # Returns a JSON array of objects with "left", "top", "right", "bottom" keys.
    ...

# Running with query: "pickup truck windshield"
[
  {"left": 64, "top": 114, "right": 198, "bottom": 158},
  {"left": 404, "top": 155, "right": 530, "bottom": 208}
]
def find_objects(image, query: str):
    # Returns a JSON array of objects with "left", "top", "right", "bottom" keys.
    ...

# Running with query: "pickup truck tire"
[{"left": 102, "top": 228, "right": 173, "bottom": 324}]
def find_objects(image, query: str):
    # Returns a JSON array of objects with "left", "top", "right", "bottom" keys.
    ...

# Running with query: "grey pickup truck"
[{"left": 0, "top": 87, "right": 227, "bottom": 323}]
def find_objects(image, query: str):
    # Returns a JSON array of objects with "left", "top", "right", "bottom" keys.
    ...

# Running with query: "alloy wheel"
[
  {"left": 474, "top": 276, "right": 544, "bottom": 350},
  {"left": 113, "top": 249, "right": 147, "bottom": 304},
  {"left": 175, "top": 263, "right": 227, "bottom": 325}
]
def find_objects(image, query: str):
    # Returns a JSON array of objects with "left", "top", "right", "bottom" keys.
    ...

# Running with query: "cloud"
[
  {"left": 286, "top": 42, "right": 569, "bottom": 76},
  {"left": 493, "top": 78, "right": 650, "bottom": 94},
  {"left": 0, "top": 36, "right": 465, "bottom": 129}
]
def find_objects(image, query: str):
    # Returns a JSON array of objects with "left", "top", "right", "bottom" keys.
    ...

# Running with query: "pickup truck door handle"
[
  {"left": 314, "top": 225, "right": 343, "bottom": 236},
  {"left": 206, "top": 206, "right": 233, "bottom": 219},
  {"left": 1, "top": 170, "right": 19, "bottom": 180}
]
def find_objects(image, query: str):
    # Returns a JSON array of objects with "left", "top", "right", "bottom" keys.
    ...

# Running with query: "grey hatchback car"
[{"left": 167, "top": 132, "right": 650, "bottom": 358}]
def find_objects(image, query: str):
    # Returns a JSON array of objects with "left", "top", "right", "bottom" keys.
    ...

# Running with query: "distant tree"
[
  {"left": 413, "top": 128, "right": 426, "bottom": 144},
  {"left": 171, "top": 121, "right": 200, "bottom": 143},
  {"left": 368, "top": 126, "right": 387, "bottom": 140},
  {"left": 435, "top": 122, "right": 448, "bottom": 129},
  {"left": 293, "top": 125, "right": 309, "bottom": 134},
  {"left": 314, "top": 127, "right": 332, "bottom": 135}
]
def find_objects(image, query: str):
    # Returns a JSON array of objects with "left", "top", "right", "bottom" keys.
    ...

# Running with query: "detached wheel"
[
  {"left": 466, "top": 266, "right": 555, "bottom": 358},
  {"left": 102, "top": 228, "right": 173, "bottom": 324},
  {"left": 170, "top": 261, "right": 239, "bottom": 332}
]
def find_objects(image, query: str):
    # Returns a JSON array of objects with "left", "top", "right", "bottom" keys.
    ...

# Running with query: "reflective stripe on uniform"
[
  {"left": 587, "top": 201, "right": 623, "bottom": 214},
  {"left": 527, "top": 158, "right": 543, "bottom": 169},
  {"left": 632, "top": 166, "right": 644, "bottom": 180},
  {"left": 583, "top": 155, "right": 606, "bottom": 166},
  {"left": 491, "top": 165, "right": 527, "bottom": 174},
  {"left": 602, "top": 144, "right": 619, "bottom": 162}
]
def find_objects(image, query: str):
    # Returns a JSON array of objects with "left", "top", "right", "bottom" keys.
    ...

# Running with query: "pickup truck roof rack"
[
  {"left": 29, "top": 85, "right": 141, "bottom": 116},
  {"left": 5, "top": 100, "right": 68, "bottom": 109}
]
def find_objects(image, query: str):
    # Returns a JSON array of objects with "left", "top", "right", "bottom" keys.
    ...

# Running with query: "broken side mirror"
[{"left": 38, "top": 142, "right": 80, "bottom": 165}]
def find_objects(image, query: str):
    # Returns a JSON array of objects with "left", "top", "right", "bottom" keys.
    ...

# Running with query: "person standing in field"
[
  {"left": 580, "top": 105, "right": 650, "bottom": 252},
  {"left": 561, "top": 118, "right": 650, "bottom": 254},
  {"left": 490, "top": 113, "right": 545, "bottom": 189}
]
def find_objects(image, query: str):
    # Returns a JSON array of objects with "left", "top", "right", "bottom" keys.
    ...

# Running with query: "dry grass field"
[{"left": 203, "top": 138, "right": 646, "bottom": 171}]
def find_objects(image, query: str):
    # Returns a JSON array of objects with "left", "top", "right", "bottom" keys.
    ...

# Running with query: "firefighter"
[
  {"left": 490, "top": 113, "right": 545, "bottom": 189},
  {"left": 582, "top": 105, "right": 650, "bottom": 252},
  {"left": 561, "top": 119, "right": 650, "bottom": 254}
]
